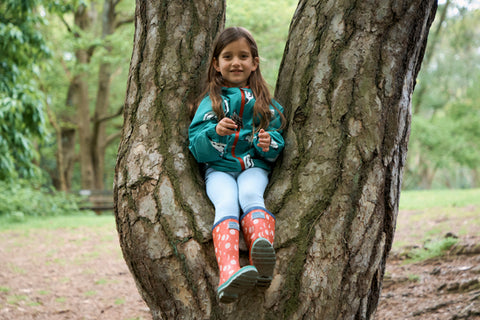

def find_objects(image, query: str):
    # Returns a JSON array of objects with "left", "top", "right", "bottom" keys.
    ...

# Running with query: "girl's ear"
[
  {"left": 252, "top": 57, "right": 259, "bottom": 71},
  {"left": 213, "top": 58, "right": 220, "bottom": 72}
]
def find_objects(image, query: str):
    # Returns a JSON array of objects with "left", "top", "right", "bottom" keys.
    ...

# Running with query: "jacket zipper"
[{"left": 231, "top": 89, "right": 246, "bottom": 170}]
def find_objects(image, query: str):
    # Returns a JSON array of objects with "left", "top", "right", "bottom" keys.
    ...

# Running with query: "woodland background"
[{"left": 0, "top": 0, "right": 479, "bottom": 213}]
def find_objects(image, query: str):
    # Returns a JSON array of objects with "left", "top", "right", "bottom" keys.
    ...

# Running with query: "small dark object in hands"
[{"left": 231, "top": 113, "right": 243, "bottom": 129}]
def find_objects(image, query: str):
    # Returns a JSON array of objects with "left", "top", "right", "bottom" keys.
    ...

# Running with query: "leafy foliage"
[
  {"left": 1, "top": 0, "right": 478, "bottom": 190},
  {"left": 226, "top": 0, "right": 297, "bottom": 88},
  {"left": 36, "top": 0, "right": 134, "bottom": 190},
  {"left": 0, "top": 0, "right": 51, "bottom": 179},
  {"left": 406, "top": 5, "right": 480, "bottom": 188}
]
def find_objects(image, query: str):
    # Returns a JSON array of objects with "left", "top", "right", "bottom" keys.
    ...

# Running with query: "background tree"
[
  {"left": 115, "top": 0, "right": 437, "bottom": 319},
  {"left": 39, "top": 0, "right": 133, "bottom": 191},
  {"left": 405, "top": 2, "right": 480, "bottom": 189}
]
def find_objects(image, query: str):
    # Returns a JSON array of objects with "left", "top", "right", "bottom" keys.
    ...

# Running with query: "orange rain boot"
[
  {"left": 240, "top": 208, "right": 276, "bottom": 288},
  {"left": 213, "top": 218, "right": 258, "bottom": 303}
]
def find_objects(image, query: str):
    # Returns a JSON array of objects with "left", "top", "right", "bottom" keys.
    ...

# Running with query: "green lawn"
[
  {"left": 0, "top": 212, "right": 115, "bottom": 231},
  {"left": 399, "top": 188, "right": 480, "bottom": 210},
  {"left": 1, "top": 189, "right": 478, "bottom": 238}
]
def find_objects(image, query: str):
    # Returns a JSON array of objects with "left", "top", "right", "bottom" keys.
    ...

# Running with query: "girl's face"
[{"left": 213, "top": 38, "right": 259, "bottom": 88}]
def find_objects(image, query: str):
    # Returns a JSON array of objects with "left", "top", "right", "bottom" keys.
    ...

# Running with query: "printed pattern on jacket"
[{"left": 188, "top": 87, "right": 285, "bottom": 173}]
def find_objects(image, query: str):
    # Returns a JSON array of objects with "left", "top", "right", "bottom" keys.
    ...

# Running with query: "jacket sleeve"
[
  {"left": 188, "top": 96, "right": 227, "bottom": 163},
  {"left": 253, "top": 100, "right": 285, "bottom": 162}
]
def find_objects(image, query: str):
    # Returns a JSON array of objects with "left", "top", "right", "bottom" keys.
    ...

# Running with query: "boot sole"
[
  {"left": 217, "top": 266, "right": 258, "bottom": 303},
  {"left": 251, "top": 238, "right": 276, "bottom": 288}
]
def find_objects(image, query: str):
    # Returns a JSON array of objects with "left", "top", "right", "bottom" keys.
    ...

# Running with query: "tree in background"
[
  {"left": 39, "top": 0, "right": 133, "bottom": 191},
  {"left": 0, "top": 0, "right": 50, "bottom": 180},
  {"left": 114, "top": 0, "right": 437, "bottom": 318},
  {"left": 1, "top": 0, "right": 133, "bottom": 192},
  {"left": 406, "top": 2, "right": 480, "bottom": 189}
]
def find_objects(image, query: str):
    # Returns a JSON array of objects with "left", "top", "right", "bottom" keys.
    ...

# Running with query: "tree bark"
[
  {"left": 92, "top": 0, "right": 125, "bottom": 191},
  {"left": 114, "top": 0, "right": 225, "bottom": 318},
  {"left": 114, "top": 0, "right": 437, "bottom": 319},
  {"left": 271, "top": 1, "right": 437, "bottom": 318},
  {"left": 74, "top": 3, "right": 96, "bottom": 190}
]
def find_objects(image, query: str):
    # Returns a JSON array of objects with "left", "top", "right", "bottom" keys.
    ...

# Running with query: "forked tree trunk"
[{"left": 114, "top": 0, "right": 437, "bottom": 319}]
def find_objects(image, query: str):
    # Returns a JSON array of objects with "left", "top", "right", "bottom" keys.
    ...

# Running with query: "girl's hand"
[
  {"left": 216, "top": 117, "right": 237, "bottom": 136},
  {"left": 257, "top": 129, "right": 271, "bottom": 152}
]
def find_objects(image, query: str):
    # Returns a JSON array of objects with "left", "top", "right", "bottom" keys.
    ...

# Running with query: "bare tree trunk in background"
[
  {"left": 45, "top": 104, "right": 68, "bottom": 192},
  {"left": 51, "top": 0, "right": 129, "bottom": 192},
  {"left": 91, "top": 0, "right": 115, "bottom": 191},
  {"left": 92, "top": 0, "right": 132, "bottom": 191},
  {"left": 74, "top": 3, "right": 96, "bottom": 190},
  {"left": 114, "top": 0, "right": 437, "bottom": 319},
  {"left": 412, "top": 0, "right": 450, "bottom": 115}
]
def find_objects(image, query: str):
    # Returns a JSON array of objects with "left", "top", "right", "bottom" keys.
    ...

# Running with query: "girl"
[{"left": 188, "top": 27, "right": 286, "bottom": 303}]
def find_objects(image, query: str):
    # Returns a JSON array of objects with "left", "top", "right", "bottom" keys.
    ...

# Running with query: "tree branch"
[
  {"left": 95, "top": 105, "right": 124, "bottom": 124},
  {"left": 104, "top": 132, "right": 122, "bottom": 147},
  {"left": 115, "top": 16, "right": 135, "bottom": 28}
]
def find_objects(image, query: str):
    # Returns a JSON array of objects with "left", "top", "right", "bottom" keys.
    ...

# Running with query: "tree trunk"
[
  {"left": 45, "top": 103, "right": 68, "bottom": 192},
  {"left": 92, "top": 0, "right": 124, "bottom": 191},
  {"left": 412, "top": 0, "right": 450, "bottom": 115},
  {"left": 53, "top": 0, "right": 127, "bottom": 192},
  {"left": 271, "top": 1, "right": 437, "bottom": 318},
  {"left": 114, "top": 0, "right": 437, "bottom": 319},
  {"left": 114, "top": 0, "right": 225, "bottom": 318},
  {"left": 75, "top": 3, "right": 96, "bottom": 190}
]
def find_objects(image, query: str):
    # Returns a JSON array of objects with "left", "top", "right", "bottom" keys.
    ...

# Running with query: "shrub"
[{"left": 0, "top": 181, "right": 81, "bottom": 220}]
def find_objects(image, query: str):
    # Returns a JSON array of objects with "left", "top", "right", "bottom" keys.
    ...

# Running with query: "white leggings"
[{"left": 205, "top": 167, "right": 269, "bottom": 227}]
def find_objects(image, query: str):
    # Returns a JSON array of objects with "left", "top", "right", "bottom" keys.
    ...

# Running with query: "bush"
[{"left": 0, "top": 181, "right": 81, "bottom": 221}]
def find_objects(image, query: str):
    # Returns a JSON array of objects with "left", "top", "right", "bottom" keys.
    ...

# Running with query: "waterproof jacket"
[{"left": 188, "top": 87, "right": 285, "bottom": 172}]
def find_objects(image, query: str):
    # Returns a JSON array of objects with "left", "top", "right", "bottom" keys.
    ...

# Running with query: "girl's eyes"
[{"left": 221, "top": 53, "right": 251, "bottom": 60}]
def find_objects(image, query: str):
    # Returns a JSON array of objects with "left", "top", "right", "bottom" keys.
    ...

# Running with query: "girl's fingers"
[
  {"left": 257, "top": 133, "right": 270, "bottom": 152},
  {"left": 216, "top": 118, "right": 237, "bottom": 136}
]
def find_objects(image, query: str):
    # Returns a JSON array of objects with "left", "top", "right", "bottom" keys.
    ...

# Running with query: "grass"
[
  {"left": 95, "top": 279, "right": 109, "bottom": 285},
  {"left": 84, "top": 290, "right": 97, "bottom": 297},
  {"left": 405, "top": 237, "right": 459, "bottom": 263},
  {"left": 0, "top": 212, "right": 115, "bottom": 231},
  {"left": 0, "top": 188, "right": 477, "bottom": 266},
  {"left": 399, "top": 188, "right": 480, "bottom": 210},
  {"left": 1, "top": 188, "right": 477, "bottom": 230},
  {"left": 7, "top": 294, "right": 29, "bottom": 305},
  {"left": 392, "top": 188, "right": 480, "bottom": 258}
]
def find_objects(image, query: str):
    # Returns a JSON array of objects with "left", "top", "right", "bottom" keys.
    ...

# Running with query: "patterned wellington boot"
[
  {"left": 213, "top": 218, "right": 258, "bottom": 303},
  {"left": 240, "top": 207, "right": 276, "bottom": 288}
]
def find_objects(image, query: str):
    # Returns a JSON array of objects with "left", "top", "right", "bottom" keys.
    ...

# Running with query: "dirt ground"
[{"left": 0, "top": 208, "right": 479, "bottom": 320}]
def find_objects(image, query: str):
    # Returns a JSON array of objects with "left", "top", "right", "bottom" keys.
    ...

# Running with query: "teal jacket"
[{"left": 188, "top": 87, "right": 285, "bottom": 172}]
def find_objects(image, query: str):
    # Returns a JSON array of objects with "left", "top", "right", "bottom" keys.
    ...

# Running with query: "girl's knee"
[{"left": 239, "top": 191, "right": 264, "bottom": 211}]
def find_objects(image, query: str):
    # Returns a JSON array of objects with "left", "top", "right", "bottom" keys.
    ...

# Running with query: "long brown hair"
[{"left": 190, "top": 27, "right": 286, "bottom": 131}]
